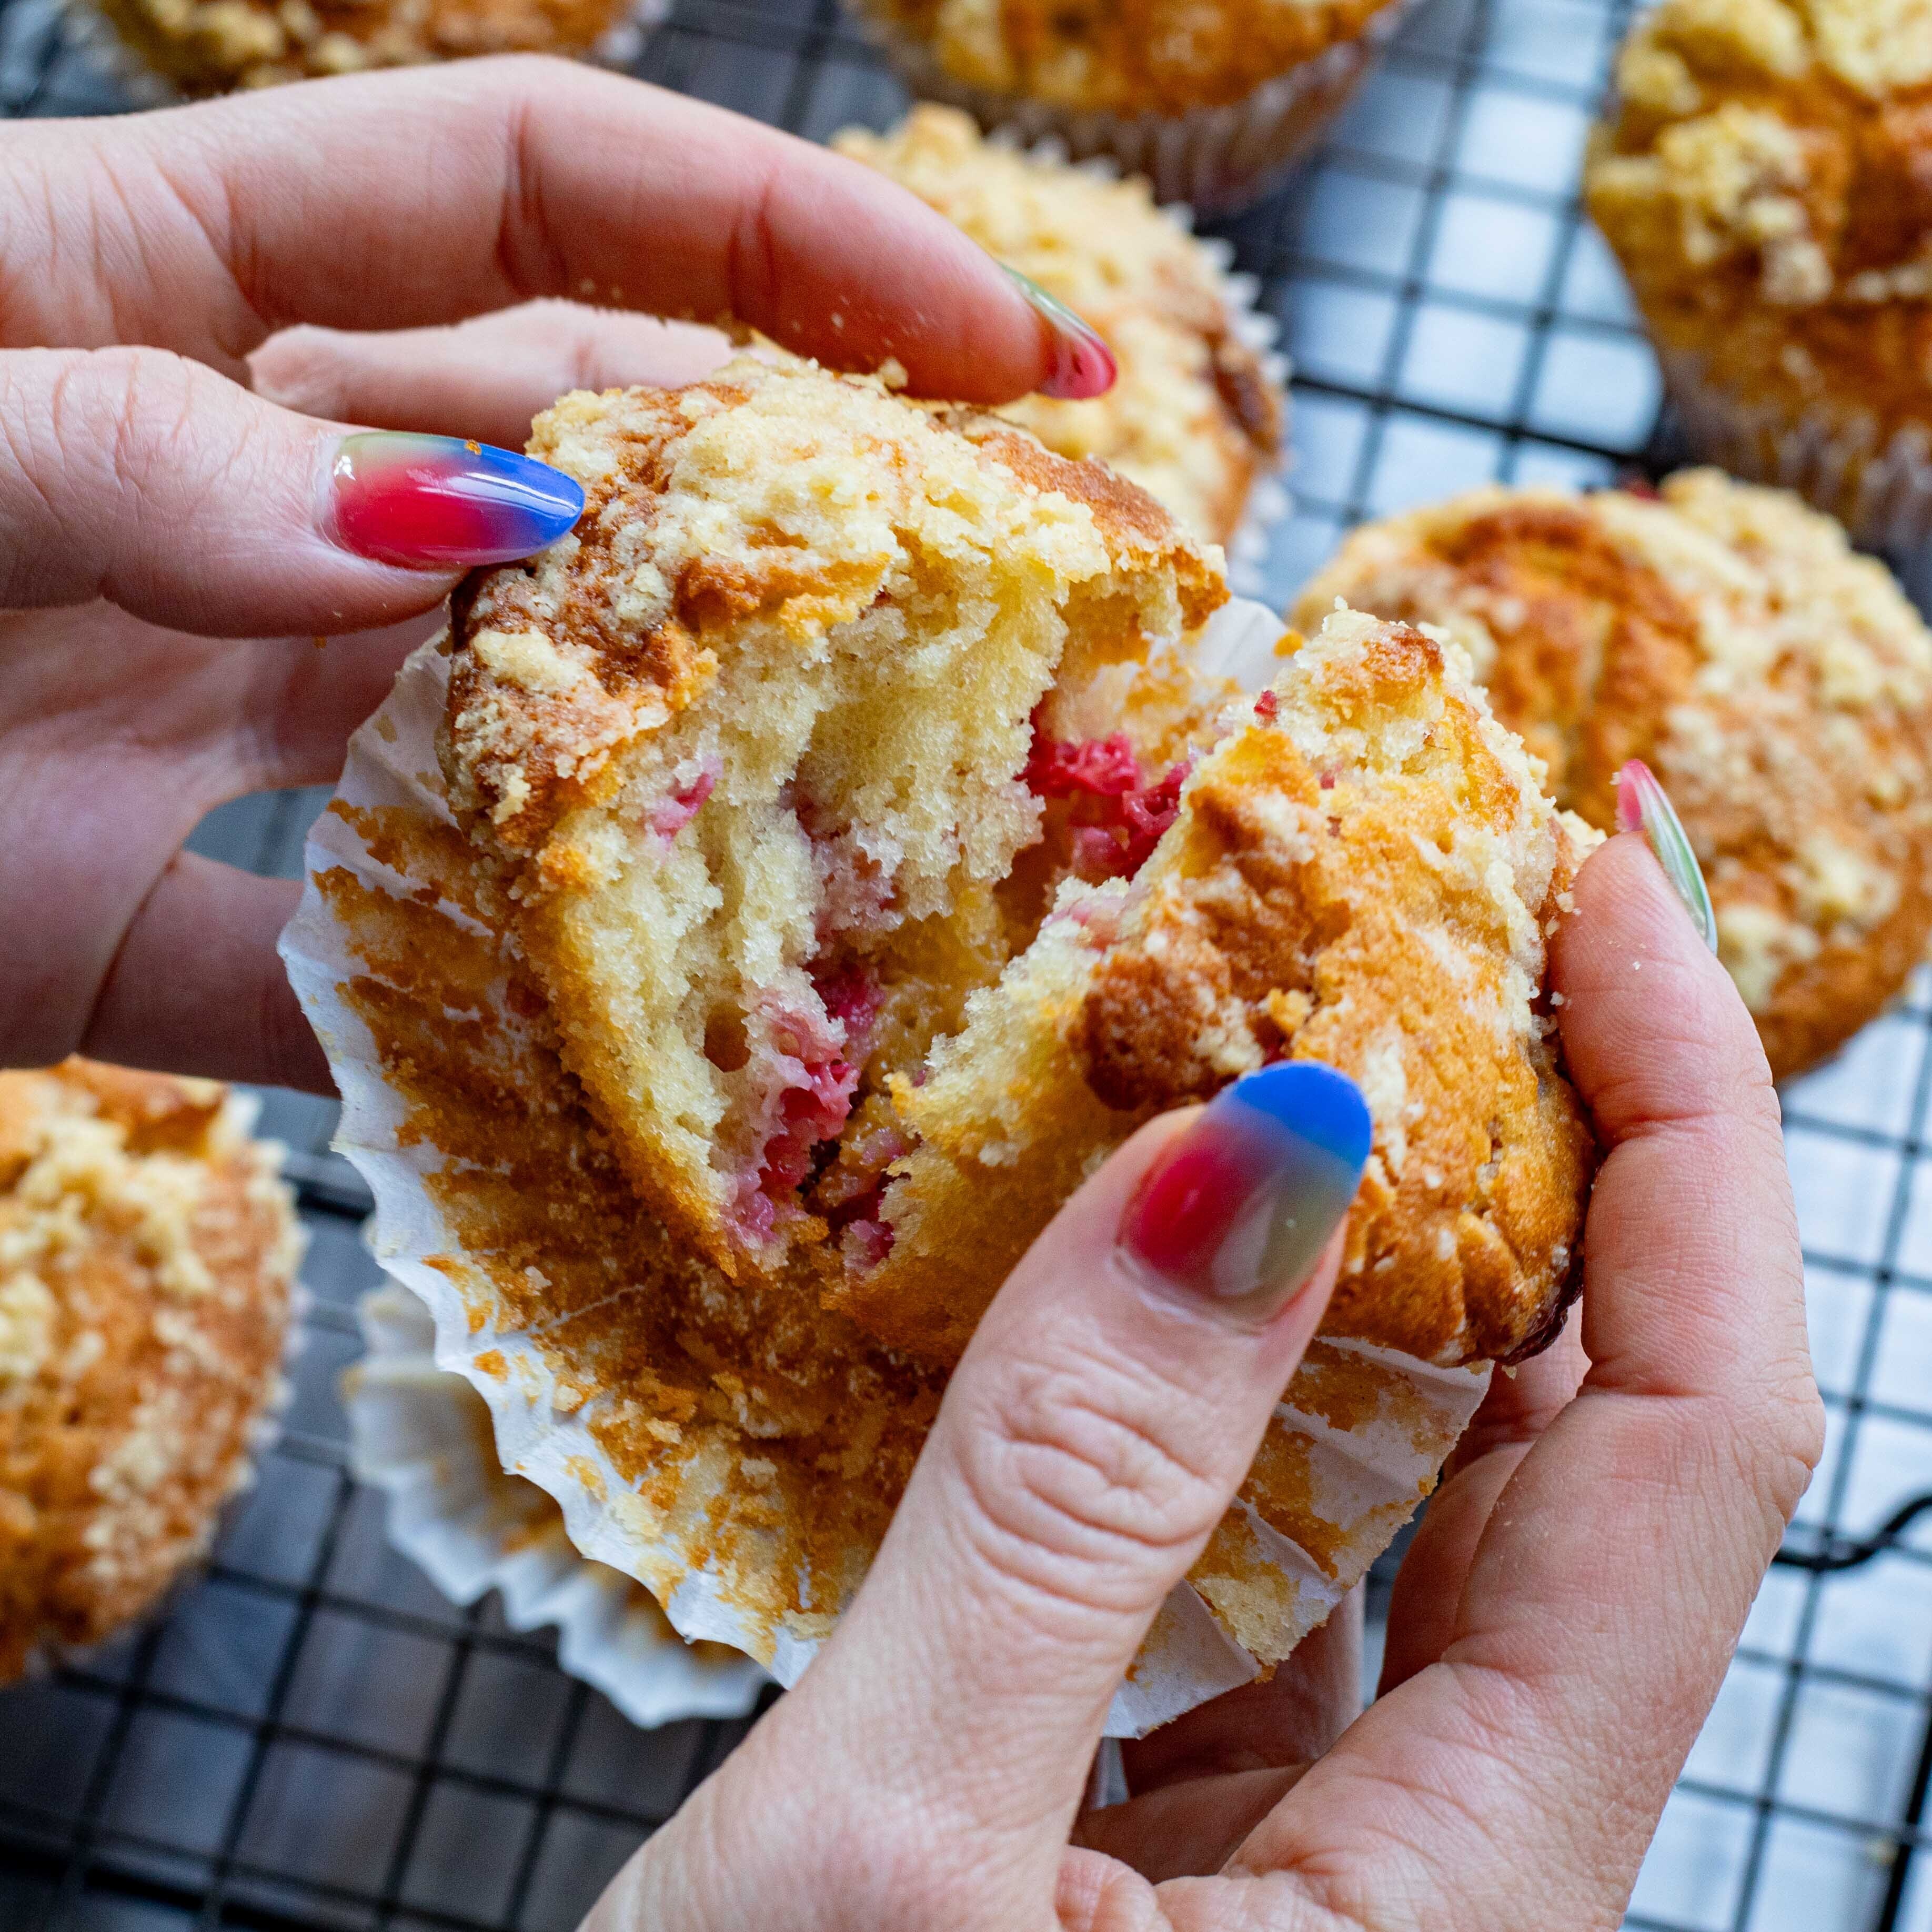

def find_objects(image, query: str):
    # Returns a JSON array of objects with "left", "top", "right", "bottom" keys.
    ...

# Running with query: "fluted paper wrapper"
[
  {"left": 279, "top": 598, "right": 1488, "bottom": 1738},
  {"left": 344, "top": 1282, "right": 767, "bottom": 1728},
  {"left": 846, "top": 0, "right": 1411, "bottom": 214}
]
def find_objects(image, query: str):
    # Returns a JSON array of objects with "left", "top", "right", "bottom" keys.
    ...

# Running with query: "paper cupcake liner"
[
  {"left": 63, "top": 0, "right": 665, "bottom": 105},
  {"left": 278, "top": 597, "right": 1490, "bottom": 1738},
  {"left": 343, "top": 1281, "right": 768, "bottom": 1728},
  {"left": 846, "top": 0, "right": 1410, "bottom": 214},
  {"left": 1658, "top": 347, "right": 1932, "bottom": 558}
]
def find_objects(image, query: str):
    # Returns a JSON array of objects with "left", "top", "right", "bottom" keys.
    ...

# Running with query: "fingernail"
[
  {"left": 1120, "top": 1062, "right": 1371, "bottom": 1316},
  {"left": 1614, "top": 759, "right": 1718, "bottom": 953},
  {"left": 1001, "top": 265, "right": 1117, "bottom": 400},
  {"left": 323, "top": 431, "right": 585, "bottom": 569}
]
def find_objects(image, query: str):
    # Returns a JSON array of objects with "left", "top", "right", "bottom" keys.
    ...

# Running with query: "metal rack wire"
[{"left": 2, "top": 0, "right": 1931, "bottom": 1923}]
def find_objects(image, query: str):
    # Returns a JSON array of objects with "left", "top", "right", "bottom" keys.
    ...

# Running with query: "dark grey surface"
[{"left": 3, "top": 0, "right": 1932, "bottom": 1926}]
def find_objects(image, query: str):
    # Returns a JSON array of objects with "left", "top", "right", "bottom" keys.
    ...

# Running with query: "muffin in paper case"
[
  {"left": 842, "top": 0, "right": 1412, "bottom": 214},
  {"left": 276, "top": 594, "right": 1506, "bottom": 1738},
  {"left": 344, "top": 1282, "right": 767, "bottom": 1728}
]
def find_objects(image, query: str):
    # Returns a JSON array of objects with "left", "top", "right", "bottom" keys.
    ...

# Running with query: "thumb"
[
  {"left": 791, "top": 1063, "right": 1369, "bottom": 1921},
  {"left": 0, "top": 345, "right": 581, "bottom": 637}
]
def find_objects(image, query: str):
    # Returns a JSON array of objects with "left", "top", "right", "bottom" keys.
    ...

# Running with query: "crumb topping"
[
  {"left": 1589, "top": 0, "right": 1932, "bottom": 427},
  {"left": 96, "top": 0, "right": 623, "bottom": 93},
  {"left": 1295, "top": 470, "right": 1932, "bottom": 1076},
  {"left": 0, "top": 1062, "right": 300, "bottom": 1682},
  {"left": 833, "top": 107, "right": 1285, "bottom": 547},
  {"left": 853, "top": 0, "right": 1404, "bottom": 112}
]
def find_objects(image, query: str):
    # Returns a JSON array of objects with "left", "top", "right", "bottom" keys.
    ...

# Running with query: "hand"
[
  {"left": 0, "top": 59, "right": 1103, "bottom": 1089},
  {"left": 584, "top": 830, "right": 1823, "bottom": 1932}
]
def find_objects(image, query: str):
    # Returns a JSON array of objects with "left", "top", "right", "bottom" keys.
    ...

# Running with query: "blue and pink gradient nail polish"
[
  {"left": 326, "top": 432, "right": 585, "bottom": 569},
  {"left": 1001, "top": 266, "right": 1118, "bottom": 401},
  {"left": 1615, "top": 759, "right": 1719, "bottom": 953},
  {"left": 1121, "top": 1061, "right": 1372, "bottom": 1312}
]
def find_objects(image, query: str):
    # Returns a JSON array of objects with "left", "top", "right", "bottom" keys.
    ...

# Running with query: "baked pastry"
[
  {"left": 833, "top": 107, "right": 1285, "bottom": 554},
  {"left": 839, "top": 0, "right": 1410, "bottom": 210},
  {"left": 1293, "top": 470, "right": 1932, "bottom": 1078},
  {"left": 440, "top": 357, "right": 1595, "bottom": 1367},
  {"left": 1587, "top": 0, "right": 1932, "bottom": 548},
  {"left": 0, "top": 1060, "right": 300, "bottom": 1682},
  {"left": 93, "top": 0, "right": 627, "bottom": 95}
]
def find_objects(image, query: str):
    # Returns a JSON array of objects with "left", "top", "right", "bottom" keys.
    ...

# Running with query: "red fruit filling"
[
  {"left": 1254, "top": 688, "right": 1279, "bottom": 721},
  {"left": 1024, "top": 722, "right": 1190, "bottom": 880},
  {"left": 649, "top": 763, "right": 718, "bottom": 841}
]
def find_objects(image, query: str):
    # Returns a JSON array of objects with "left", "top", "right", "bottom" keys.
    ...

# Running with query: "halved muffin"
[{"left": 441, "top": 355, "right": 1227, "bottom": 1280}]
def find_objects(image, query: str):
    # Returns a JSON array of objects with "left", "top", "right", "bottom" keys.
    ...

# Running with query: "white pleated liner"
[
  {"left": 344, "top": 1282, "right": 768, "bottom": 1728},
  {"left": 278, "top": 598, "right": 1490, "bottom": 1738},
  {"left": 847, "top": 0, "right": 1414, "bottom": 216},
  {"left": 1661, "top": 347, "right": 1932, "bottom": 559}
]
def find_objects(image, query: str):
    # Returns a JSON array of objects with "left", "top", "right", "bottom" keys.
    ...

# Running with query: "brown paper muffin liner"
[
  {"left": 343, "top": 1282, "right": 768, "bottom": 1727},
  {"left": 1659, "top": 347, "right": 1932, "bottom": 558},
  {"left": 277, "top": 599, "right": 1489, "bottom": 1738},
  {"left": 844, "top": 0, "right": 1411, "bottom": 214}
]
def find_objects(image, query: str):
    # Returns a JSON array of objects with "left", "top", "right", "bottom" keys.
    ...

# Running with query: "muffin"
[
  {"left": 840, "top": 0, "right": 1411, "bottom": 211},
  {"left": 0, "top": 1061, "right": 301, "bottom": 1682},
  {"left": 1587, "top": 0, "right": 1932, "bottom": 549},
  {"left": 1293, "top": 470, "right": 1932, "bottom": 1078},
  {"left": 299, "top": 373, "right": 1594, "bottom": 1697},
  {"left": 90, "top": 0, "right": 634, "bottom": 95},
  {"left": 833, "top": 107, "right": 1286, "bottom": 562}
]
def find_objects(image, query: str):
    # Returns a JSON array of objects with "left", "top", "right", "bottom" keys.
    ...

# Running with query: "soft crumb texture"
[
  {"left": 840, "top": 606, "right": 1596, "bottom": 1368},
  {"left": 850, "top": 0, "right": 1402, "bottom": 111},
  {"left": 1295, "top": 471, "right": 1932, "bottom": 1078},
  {"left": 1587, "top": 0, "right": 1932, "bottom": 442},
  {"left": 833, "top": 107, "right": 1284, "bottom": 547},
  {"left": 441, "top": 355, "right": 1224, "bottom": 1280},
  {"left": 0, "top": 1061, "right": 299, "bottom": 1682},
  {"left": 95, "top": 0, "right": 623, "bottom": 93}
]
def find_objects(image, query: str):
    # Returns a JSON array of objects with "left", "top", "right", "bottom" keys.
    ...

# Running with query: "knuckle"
[{"left": 949, "top": 1349, "right": 1231, "bottom": 1619}]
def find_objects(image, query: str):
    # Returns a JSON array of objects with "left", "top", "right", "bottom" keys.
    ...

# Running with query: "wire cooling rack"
[{"left": 3, "top": 0, "right": 1932, "bottom": 1924}]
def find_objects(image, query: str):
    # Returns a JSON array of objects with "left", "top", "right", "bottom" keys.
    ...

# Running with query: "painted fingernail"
[
  {"left": 1614, "top": 759, "right": 1718, "bottom": 953},
  {"left": 1001, "top": 265, "right": 1117, "bottom": 400},
  {"left": 1120, "top": 1061, "right": 1371, "bottom": 1317},
  {"left": 323, "top": 431, "right": 585, "bottom": 569}
]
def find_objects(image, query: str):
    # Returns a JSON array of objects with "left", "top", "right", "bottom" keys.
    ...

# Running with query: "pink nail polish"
[{"left": 1001, "top": 266, "right": 1118, "bottom": 401}]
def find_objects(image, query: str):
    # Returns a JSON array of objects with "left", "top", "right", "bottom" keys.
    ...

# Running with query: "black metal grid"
[{"left": 1, "top": 0, "right": 1931, "bottom": 1924}]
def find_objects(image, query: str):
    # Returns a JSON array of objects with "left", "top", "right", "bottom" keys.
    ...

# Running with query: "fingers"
[
  {"left": 0, "top": 346, "right": 578, "bottom": 635},
  {"left": 1227, "top": 833, "right": 1822, "bottom": 1926},
  {"left": 747, "top": 1065, "right": 1370, "bottom": 1926},
  {"left": 79, "top": 858, "right": 333, "bottom": 1093},
  {"left": 13, "top": 61, "right": 1067, "bottom": 404},
  {"left": 250, "top": 304, "right": 734, "bottom": 446}
]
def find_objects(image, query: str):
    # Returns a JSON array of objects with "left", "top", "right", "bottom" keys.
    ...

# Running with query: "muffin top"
[
  {"left": 1294, "top": 469, "right": 1932, "bottom": 1078},
  {"left": 1588, "top": 0, "right": 1932, "bottom": 427},
  {"left": 96, "top": 0, "right": 623, "bottom": 94},
  {"left": 441, "top": 355, "right": 1224, "bottom": 1277},
  {"left": 0, "top": 1062, "right": 300, "bottom": 1681},
  {"left": 833, "top": 107, "right": 1284, "bottom": 548},
  {"left": 843, "top": 605, "right": 1598, "bottom": 1370},
  {"left": 854, "top": 0, "right": 1402, "bottom": 113}
]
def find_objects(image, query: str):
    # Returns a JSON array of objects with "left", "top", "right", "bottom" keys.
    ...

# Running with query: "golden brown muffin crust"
[
  {"left": 1588, "top": 0, "right": 1932, "bottom": 437},
  {"left": 97, "top": 0, "right": 623, "bottom": 93},
  {"left": 1294, "top": 471, "right": 1932, "bottom": 1078},
  {"left": 833, "top": 108, "right": 1284, "bottom": 548},
  {"left": 0, "top": 1062, "right": 299, "bottom": 1682},
  {"left": 861, "top": 0, "right": 1402, "bottom": 113}
]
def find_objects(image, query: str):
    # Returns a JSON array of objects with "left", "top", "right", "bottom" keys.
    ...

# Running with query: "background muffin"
[
  {"left": 834, "top": 107, "right": 1285, "bottom": 566},
  {"left": 1294, "top": 470, "right": 1932, "bottom": 1078},
  {"left": 92, "top": 0, "right": 632, "bottom": 95},
  {"left": 840, "top": 0, "right": 1411, "bottom": 210},
  {"left": 1587, "top": 0, "right": 1932, "bottom": 549},
  {"left": 0, "top": 1061, "right": 300, "bottom": 1681}
]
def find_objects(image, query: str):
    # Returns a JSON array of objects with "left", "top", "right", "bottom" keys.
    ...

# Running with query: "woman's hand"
[
  {"left": 586, "top": 829, "right": 1824, "bottom": 1932},
  {"left": 0, "top": 59, "right": 1104, "bottom": 1090}
]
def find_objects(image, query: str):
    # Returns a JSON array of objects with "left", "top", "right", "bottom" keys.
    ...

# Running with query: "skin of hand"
[
  {"left": 581, "top": 830, "right": 1824, "bottom": 1932},
  {"left": 0, "top": 58, "right": 1103, "bottom": 1091}
]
